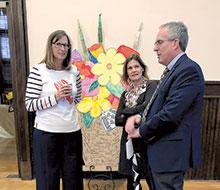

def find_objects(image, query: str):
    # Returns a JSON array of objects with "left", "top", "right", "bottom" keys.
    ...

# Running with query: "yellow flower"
[
  {"left": 6, "top": 91, "right": 13, "bottom": 101},
  {"left": 77, "top": 86, "right": 111, "bottom": 118},
  {"left": 91, "top": 48, "right": 125, "bottom": 85}
]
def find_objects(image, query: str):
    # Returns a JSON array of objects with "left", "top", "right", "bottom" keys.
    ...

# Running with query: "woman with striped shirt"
[{"left": 25, "top": 30, "right": 83, "bottom": 190}]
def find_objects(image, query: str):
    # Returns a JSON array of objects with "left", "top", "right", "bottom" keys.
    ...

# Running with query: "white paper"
[{"left": 126, "top": 139, "right": 134, "bottom": 159}]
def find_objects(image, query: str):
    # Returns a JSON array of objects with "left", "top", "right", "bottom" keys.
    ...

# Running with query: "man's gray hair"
[{"left": 160, "top": 21, "right": 189, "bottom": 52}]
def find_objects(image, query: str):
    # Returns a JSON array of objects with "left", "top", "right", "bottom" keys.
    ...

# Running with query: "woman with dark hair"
[
  {"left": 115, "top": 54, "right": 156, "bottom": 190},
  {"left": 25, "top": 30, "right": 83, "bottom": 190}
]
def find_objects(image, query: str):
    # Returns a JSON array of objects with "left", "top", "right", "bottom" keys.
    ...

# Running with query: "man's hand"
[
  {"left": 128, "top": 128, "right": 141, "bottom": 138},
  {"left": 125, "top": 114, "right": 141, "bottom": 138}
]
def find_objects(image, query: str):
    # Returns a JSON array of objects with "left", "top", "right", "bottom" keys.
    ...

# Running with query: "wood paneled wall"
[{"left": 186, "top": 81, "right": 220, "bottom": 179}]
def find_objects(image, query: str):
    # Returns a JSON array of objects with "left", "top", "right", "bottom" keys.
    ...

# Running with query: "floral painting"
[{"left": 72, "top": 14, "right": 142, "bottom": 130}]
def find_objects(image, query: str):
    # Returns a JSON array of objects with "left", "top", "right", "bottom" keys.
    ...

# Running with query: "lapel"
[
  {"left": 153, "top": 54, "right": 188, "bottom": 100},
  {"left": 142, "top": 54, "right": 189, "bottom": 119}
]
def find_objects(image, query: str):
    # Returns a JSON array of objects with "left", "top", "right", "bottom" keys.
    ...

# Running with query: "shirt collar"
[{"left": 167, "top": 52, "right": 185, "bottom": 71}]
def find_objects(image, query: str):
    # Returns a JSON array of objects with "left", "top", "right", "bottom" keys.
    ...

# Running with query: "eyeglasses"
[
  {"left": 154, "top": 39, "right": 174, "bottom": 46},
  {"left": 52, "top": 42, "right": 71, "bottom": 50}
]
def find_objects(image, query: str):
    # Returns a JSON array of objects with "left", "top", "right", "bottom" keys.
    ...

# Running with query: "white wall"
[
  {"left": 26, "top": 0, "right": 220, "bottom": 80},
  {"left": 0, "top": 2, "right": 6, "bottom": 7}
]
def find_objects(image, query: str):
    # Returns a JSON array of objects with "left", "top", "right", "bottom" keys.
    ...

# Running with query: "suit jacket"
[
  {"left": 115, "top": 80, "right": 157, "bottom": 175},
  {"left": 139, "top": 54, "right": 205, "bottom": 173}
]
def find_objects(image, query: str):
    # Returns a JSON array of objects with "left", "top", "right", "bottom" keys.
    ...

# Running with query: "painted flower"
[
  {"left": 73, "top": 61, "right": 95, "bottom": 79},
  {"left": 108, "top": 94, "right": 119, "bottom": 109},
  {"left": 77, "top": 86, "right": 111, "bottom": 118},
  {"left": 91, "top": 48, "right": 125, "bottom": 85},
  {"left": 88, "top": 43, "right": 104, "bottom": 63}
]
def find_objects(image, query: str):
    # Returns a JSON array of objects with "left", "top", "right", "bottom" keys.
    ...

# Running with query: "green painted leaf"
[
  {"left": 89, "top": 80, "right": 99, "bottom": 92},
  {"left": 83, "top": 112, "right": 94, "bottom": 128},
  {"left": 77, "top": 19, "right": 89, "bottom": 61},
  {"left": 106, "top": 82, "right": 124, "bottom": 97},
  {"left": 98, "top": 13, "right": 103, "bottom": 43}
]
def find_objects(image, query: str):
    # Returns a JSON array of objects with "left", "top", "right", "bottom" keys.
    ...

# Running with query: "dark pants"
[
  {"left": 33, "top": 128, "right": 84, "bottom": 190},
  {"left": 150, "top": 170, "right": 185, "bottom": 190},
  {"left": 126, "top": 174, "right": 153, "bottom": 190},
  {"left": 126, "top": 152, "right": 153, "bottom": 190}
]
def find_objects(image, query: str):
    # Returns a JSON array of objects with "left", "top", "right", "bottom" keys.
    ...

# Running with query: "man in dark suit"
[{"left": 125, "top": 21, "right": 205, "bottom": 190}]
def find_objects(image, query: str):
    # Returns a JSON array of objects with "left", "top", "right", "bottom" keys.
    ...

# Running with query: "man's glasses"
[
  {"left": 154, "top": 39, "right": 175, "bottom": 46},
  {"left": 52, "top": 42, "right": 71, "bottom": 50}
]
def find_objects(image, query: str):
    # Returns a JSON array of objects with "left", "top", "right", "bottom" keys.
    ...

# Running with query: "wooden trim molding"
[
  {"left": 7, "top": 0, "right": 32, "bottom": 179},
  {"left": 204, "top": 81, "right": 220, "bottom": 97}
]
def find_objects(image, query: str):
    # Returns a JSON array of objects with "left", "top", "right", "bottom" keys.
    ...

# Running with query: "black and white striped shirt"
[{"left": 25, "top": 63, "right": 82, "bottom": 132}]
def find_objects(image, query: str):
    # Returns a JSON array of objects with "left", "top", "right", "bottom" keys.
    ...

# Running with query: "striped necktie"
[
  {"left": 160, "top": 67, "right": 169, "bottom": 81},
  {"left": 141, "top": 67, "right": 169, "bottom": 123}
]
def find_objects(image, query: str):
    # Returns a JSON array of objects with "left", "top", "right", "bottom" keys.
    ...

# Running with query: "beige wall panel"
[{"left": 26, "top": 0, "right": 220, "bottom": 80}]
